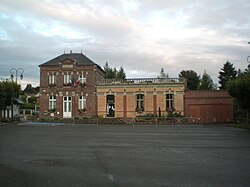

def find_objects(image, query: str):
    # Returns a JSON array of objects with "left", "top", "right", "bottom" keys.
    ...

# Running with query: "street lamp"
[
  {"left": 10, "top": 68, "right": 24, "bottom": 83},
  {"left": 248, "top": 42, "right": 250, "bottom": 70},
  {"left": 9, "top": 68, "right": 24, "bottom": 123}
]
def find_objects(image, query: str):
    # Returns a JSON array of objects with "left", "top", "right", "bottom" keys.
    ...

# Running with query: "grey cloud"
[{"left": 0, "top": 0, "right": 249, "bottom": 88}]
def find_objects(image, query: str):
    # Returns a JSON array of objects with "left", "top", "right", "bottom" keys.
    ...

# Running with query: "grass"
[{"left": 229, "top": 123, "right": 250, "bottom": 130}]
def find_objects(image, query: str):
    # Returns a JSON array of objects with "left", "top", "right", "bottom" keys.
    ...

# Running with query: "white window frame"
[
  {"left": 48, "top": 74, "right": 56, "bottom": 85},
  {"left": 49, "top": 96, "right": 56, "bottom": 110},
  {"left": 79, "top": 96, "right": 86, "bottom": 110},
  {"left": 64, "top": 96, "right": 71, "bottom": 112},
  {"left": 79, "top": 74, "right": 86, "bottom": 84},
  {"left": 64, "top": 74, "right": 71, "bottom": 84}
]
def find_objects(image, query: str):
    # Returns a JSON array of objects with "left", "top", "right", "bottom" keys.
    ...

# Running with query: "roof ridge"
[{"left": 39, "top": 53, "right": 95, "bottom": 66}]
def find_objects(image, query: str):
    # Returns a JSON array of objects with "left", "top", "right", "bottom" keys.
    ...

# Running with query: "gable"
[{"left": 39, "top": 53, "right": 95, "bottom": 67}]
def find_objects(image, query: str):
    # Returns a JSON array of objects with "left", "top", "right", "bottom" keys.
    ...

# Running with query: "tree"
[
  {"left": 117, "top": 67, "right": 126, "bottom": 79},
  {"left": 103, "top": 62, "right": 126, "bottom": 79},
  {"left": 179, "top": 70, "right": 200, "bottom": 90},
  {"left": 0, "top": 79, "right": 21, "bottom": 110},
  {"left": 23, "top": 84, "right": 39, "bottom": 94},
  {"left": 198, "top": 72, "right": 216, "bottom": 90},
  {"left": 0, "top": 83, "right": 7, "bottom": 111},
  {"left": 228, "top": 71, "right": 250, "bottom": 110},
  {"left": 218, "top": 60, "right": 237, "bottom": 89},
  {"left": 228, "top": 71, "right": 250, "bottom": 123},
  {"left": 157, "top": 68, "right": 169, "bottom": 79},
  {"left": 24, "top": 84, "right": 33, "bottom": 94}
]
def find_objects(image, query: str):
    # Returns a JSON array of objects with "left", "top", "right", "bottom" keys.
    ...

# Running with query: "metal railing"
[{"left": 97, "top": 78, "right": 185, "bottom": 85}]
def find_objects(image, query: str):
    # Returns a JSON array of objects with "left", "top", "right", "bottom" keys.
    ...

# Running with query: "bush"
[
  {"left": 167, "top": 112, "right": 184, "bottom": 118},
  {"left": 0, "top": 117, "right": 10, "bottom": 123}
]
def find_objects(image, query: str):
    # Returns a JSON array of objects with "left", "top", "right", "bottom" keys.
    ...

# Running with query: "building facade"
[
  {"left": 39, "top": 52, "right": 105, "bottom": 118},
  {"left": 96, "top": 78, "right": 185, "bottom": 118},
  {"left": 184, "top": 90, "right": 233, "bottom": 123},
  {"left": 39, "top": 53, "right": 233, "bottom": 123}
]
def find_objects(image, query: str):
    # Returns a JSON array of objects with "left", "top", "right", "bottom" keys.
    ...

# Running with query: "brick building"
[
  {"left": 39, "top": 53, "right": 233, "bottom": 123},
  {"left": 96, "top": 78, "right": 185, "bottom": 118},
  {"left": 184, "top": 91, "right": 233, "bottom": 123},
  {"left": 39, "top": 52, "right": 105, "bottom": 118}
]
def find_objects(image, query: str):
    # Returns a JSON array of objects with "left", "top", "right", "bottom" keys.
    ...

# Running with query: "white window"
[
  {"left": 64, "top": 74, "right": 71, "bottom": 84},
  {"left": 79, "top": 74, "right": 86, "bottom": 84},
  {"left": 48, "top": 74, "right": 56, "bottom": 85},
  {"left": 49, "top": 96, "right": 56, "bottom": 110},
  {"left": 79, "top": 96, "right": 86, "bottom": 109}
]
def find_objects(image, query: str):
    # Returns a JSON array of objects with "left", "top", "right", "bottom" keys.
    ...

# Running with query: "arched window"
[
  {"left": 166, "top": 93, "right": 174, "bottom": 112},
  {"left": 107, "top": 95, "right": 115, "bottom": 117},
  {"left": 136, "top": 94, "right": 144, "bottom": 112}
]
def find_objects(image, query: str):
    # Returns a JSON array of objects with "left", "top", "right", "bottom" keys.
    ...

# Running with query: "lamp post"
[
  {"left": 10, "top": 68, "right": 24, "bottom": 83},
  {"left": 9, "top": 68, "right": 24, "bottom": 123},
  {"left": 248, "top": 42, "right": 250, "bottom": 70}
]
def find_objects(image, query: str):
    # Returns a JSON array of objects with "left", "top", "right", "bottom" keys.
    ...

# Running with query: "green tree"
[
  {"left": 0, "top": 79, "right": 21, "bottom": 110},
  {"left": 23, "top": 84, "right": 40, "bottom": 94},
  {"left": 198, "top": 72, "right": 216, "bottom": 90},
  {"left": 228, "top": 71, "right": 250, "bottom": 110},
  {"left": 179, "top": 70, "right": 200, "bottom": 90},
  {"left": 228, "top": 71, "right": 250, "bottom": 123},
  {"left": 103, "top": 62, "right": 126, "bottom": 79},
  {"left": 117, "top": 67, "right": 126, "bottom": 79},
  {"left": 104, "top": 62, "right": 115, "bottom": 78},
  {"left": 218, "top": 60, "right": 237, "bottom": 89},
  {"left": 27, "top": 96, "right": 36, "bottom": 104},
  {"left": 0, "top": 83, "right": 7, "bottom": 111}
]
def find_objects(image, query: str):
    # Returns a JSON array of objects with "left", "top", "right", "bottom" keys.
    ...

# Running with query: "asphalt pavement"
[{"left": 0, "top": 124, "right": 250, "bottom": 187}]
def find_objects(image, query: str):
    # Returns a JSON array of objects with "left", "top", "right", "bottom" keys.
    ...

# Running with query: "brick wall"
[
  {"left": 184, "top": 90, "right": 233, "bottom": 123},
  {"left": 39, "top": 61, "right": 104, "bottom": 118}
]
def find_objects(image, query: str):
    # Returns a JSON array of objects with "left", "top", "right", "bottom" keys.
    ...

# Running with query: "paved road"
[{"left": 0, "top": 124, "right": 250, "bottom": 187}]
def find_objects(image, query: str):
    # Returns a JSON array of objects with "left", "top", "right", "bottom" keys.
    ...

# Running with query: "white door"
[{"left": 63, "top": 96, "right": 72, "bottom": 118}]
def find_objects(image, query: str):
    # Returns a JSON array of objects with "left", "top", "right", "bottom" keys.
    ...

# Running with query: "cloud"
[{"left": 0, "top": 0, "right": 249, "bottom": 89}]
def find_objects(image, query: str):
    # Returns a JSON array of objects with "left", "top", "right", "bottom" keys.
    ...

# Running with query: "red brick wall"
[
  {"left": 184, "top": 91, "right": 233, "bottom": 123},
  {"left": 39, "top": 62, "right": 104, "bottom": 118}
]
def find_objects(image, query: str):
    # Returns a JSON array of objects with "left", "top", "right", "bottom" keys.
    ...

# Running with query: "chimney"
[{"left": 70, "top": 50, "right": 72, "bottom": 54}]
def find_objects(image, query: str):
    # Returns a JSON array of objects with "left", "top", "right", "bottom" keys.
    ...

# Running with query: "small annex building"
[{"left": 184, "top": 91, "right": 233, "bottom": 123}]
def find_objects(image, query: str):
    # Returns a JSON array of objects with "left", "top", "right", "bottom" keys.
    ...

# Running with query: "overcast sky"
[{"left": 0, "top": 0, "right": 250, "bottom": 88}]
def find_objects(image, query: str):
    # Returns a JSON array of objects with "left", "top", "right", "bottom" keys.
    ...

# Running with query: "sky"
[{"left": 0, "top": 0, "right": 250, "bottom": 88}]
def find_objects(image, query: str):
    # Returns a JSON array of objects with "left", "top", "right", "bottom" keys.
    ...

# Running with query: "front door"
[
  {"left": 106, "top": 95, "right": 115, "bottom": 117},
  {"left": 63, "top": 96, "right": 72, "bottom": 118}
]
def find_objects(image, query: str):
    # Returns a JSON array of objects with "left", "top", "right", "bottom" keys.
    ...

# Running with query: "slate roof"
[{"left": 39, "top": 53, "right": 96, "bottom": 66}]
